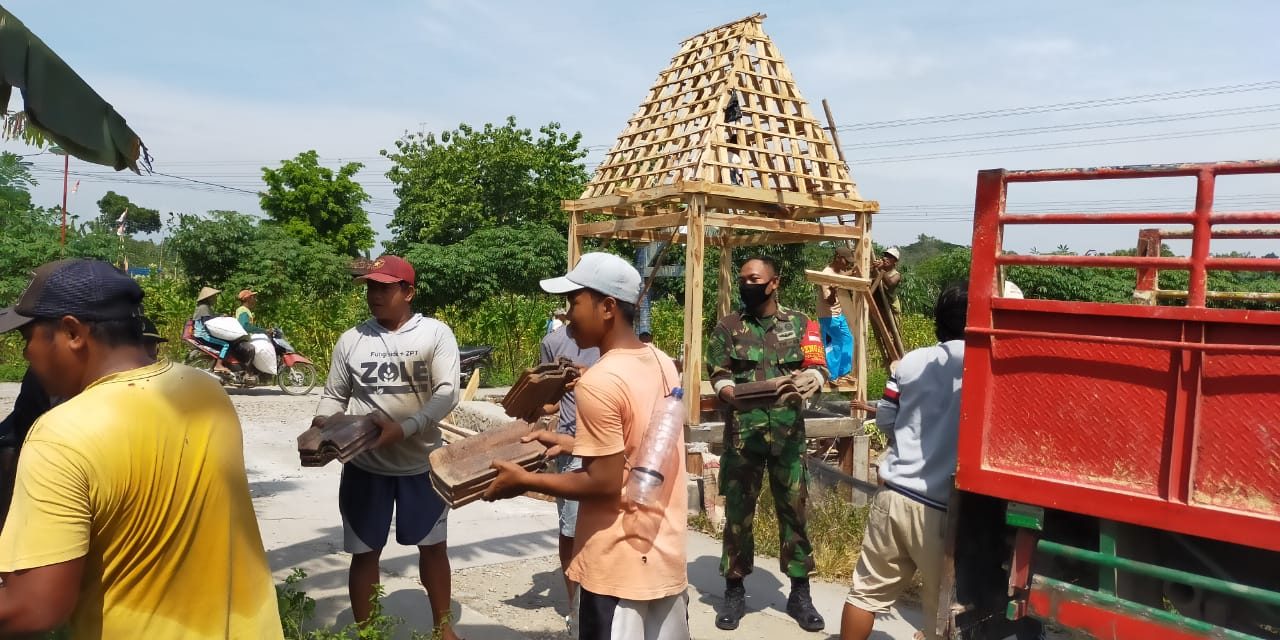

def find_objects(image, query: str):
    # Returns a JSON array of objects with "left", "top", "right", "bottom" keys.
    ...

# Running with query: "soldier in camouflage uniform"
[{"left": 707, "top": 256, "right": 828, "bottom": 632}]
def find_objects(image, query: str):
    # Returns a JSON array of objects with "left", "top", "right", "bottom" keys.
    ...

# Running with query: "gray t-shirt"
[
  {"left": 316, "top": 314, "right": 460, "bottom": 475},
  {"left": 875, "top": 339, "right": 964, "bottom": 509},
  {"left": 539, "top": 325, "right": 600, "bottom": 436}
]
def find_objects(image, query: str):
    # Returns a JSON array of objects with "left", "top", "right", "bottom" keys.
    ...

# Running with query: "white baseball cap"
[{"left": 540, "top": 252, "right": 642, "bottom": 304}]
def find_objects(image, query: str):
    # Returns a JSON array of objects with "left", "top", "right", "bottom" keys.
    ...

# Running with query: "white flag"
[{"left": 116, "top": 208, "right": 129, "bottom": 223}]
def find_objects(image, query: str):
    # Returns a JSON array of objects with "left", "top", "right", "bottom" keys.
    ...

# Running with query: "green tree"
[
  {"left": 0, "top": 151, "right": 36, "bottom": 212},
  {"left": 96, "top": 190, "right": 162, "bottom": 235},
  {"left": 382, "top": 117, "right": 589, "bottom": 249},
  {"left": 259, "top": 150, "right": 374, "bottom": 257},
  {"left": 168, "top": 210, "right": 352, "bottom": 303},
  {"left": 405, "top": 224, "right": 567, "bottom": 310}
]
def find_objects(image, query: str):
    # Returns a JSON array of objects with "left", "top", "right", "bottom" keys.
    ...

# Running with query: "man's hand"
[
  {"left": 791, "top": 370, "right": 823, "bottom": 398},
  {"left": 853, "top": 399, "right": 878, "bottom": 416},
  {"left": 521, "top": 431, "right": 574, "bottom": 457},
  {"left": 311, "top": 412, "right": 342, "bottom": 430},
  {"left": 483, "top": 460, "right": 530, "bottom": 501},
  {"left": 369, "top": 412, "right": 406, "bottom": 449},
  {"left": 564, "top": 363, "right": 589, "bottom": 392},
  {"left": 718, "top": 386, "right": 742, "bottom": 410}
]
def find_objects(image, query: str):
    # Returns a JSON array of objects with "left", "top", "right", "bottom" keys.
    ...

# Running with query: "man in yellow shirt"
[{"left": 0, "top": 259, "right": 283, "bottom": 638}]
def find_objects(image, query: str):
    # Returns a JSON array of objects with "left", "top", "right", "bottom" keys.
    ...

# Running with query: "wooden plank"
[
  {"left": 568, "top": 211, "right": 582, "bottom": 267},
  {"left": 591, "top": 230, "right": 689, "bottom": 244},
  {"left": 686, "top": 417, "right": 862, "bottom": 443},
  {"left": 688, "top": 181, "right": 873, "bottom": 213},
  {"left": 704, "top": 212, "right": 862, "bottom": 239},
  {"left": 681, "top": 200, "right": 706, "bottom": 424},
  {"left": 563, "top": 184, "right": 688, "bottom": 212},
  {"left": 461, "top": 367, "right": 482, "bottom": 402},
  {"left": 803, "top": 269, "right": 872, "bottom": 293},
  {"left": 717, "top": 245, "right": 734, "bottom": 320},
  {"left": 575, "top": 212, "right": 686, "bottom": 237},
  {"left": 729, "top": 232, "right": 822, "bottom": 247}
]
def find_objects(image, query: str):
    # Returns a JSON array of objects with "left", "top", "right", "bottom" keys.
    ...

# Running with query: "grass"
[{"left": 692, "top": 485, "right": 871, "bottom": 582}]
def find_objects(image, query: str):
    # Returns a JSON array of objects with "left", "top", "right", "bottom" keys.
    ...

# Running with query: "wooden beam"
[
  {"left": 704, "top": 212, "right": 862, "bottom": 239},
  {"left": 592, "top": 230, "right": 689, "bottom": 244},
  {"left": 717, "top": 245, "right": 734, "bottom": 320},
  {"left": 681, "top": 198, "right": 706, "bottom": 425},
  {"left": 787, "top": 202, "right": 879, "bottom": 220},
  {"left": 568, "top": 211, "right": 582, "bottom": 267},
  {"left": 563, "top": 184, "right": 688, "bottom": 212},
  {"left": 854, "top": 213, "right": 870, "bottom": 417},
  {"left": 728, "top": 232, "right": 822, "bottom": 247},
  {"left": 804, "top": 269, "right": 872, "bottom": 293},
  {"left": 687, "top": 181, "right": 874, "bottom": 213},
  {"left": 575, "top": 212, "right": 686, "bottom": 237},
  {"left": 687, "top": 416, "right": 863, "bottom": 444}
]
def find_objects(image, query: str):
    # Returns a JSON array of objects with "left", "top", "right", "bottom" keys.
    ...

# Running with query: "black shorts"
[{"left": 338, "top": 463, "right": 448, "bottom": 553}]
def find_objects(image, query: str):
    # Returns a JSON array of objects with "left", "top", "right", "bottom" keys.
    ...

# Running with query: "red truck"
[{"left": 942, "top": 161, "right": 1280, "bottom": 639}]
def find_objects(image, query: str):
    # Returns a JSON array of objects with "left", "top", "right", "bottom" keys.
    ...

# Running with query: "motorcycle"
[
  {"left": 181, "top": 320, "right": 319, "bottom": 395},
  {"left": 459, "top": 345, "right": 493, "bottom": 389}
]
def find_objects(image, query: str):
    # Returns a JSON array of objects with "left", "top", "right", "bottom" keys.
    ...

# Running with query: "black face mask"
[{"left": 739, "top": 282, "right": 771, "bottom": 310}]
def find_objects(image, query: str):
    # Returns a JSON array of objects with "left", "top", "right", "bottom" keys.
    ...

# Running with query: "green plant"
[
  {"left": 276, "top": 568, "right": 316, "bottom": 639},
  {"left": 692, "top": 487, "right": 870, "bottom": 581}
]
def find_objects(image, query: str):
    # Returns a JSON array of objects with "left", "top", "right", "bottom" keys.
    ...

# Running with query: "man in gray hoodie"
[
  {"left": 314, "top": 255, "right": 461, "bottom": 640},
  {"left": 841, "top": 281, "right": 967, "bottom": 640}
]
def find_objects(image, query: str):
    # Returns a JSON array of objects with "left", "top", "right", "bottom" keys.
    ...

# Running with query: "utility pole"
[{"left": 60, "top": 151, "right": 69, "bottom": 254}]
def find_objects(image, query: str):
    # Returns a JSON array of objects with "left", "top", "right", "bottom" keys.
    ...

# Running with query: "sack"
[
  {"left": 250, "top": 334, "right": 277, "bottom": 375},
  {"left": 205, "top": 316, "right": 247, "bottom": 341}
]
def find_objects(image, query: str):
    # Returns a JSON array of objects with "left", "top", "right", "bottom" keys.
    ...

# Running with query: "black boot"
[
  {"left": 786, "top": 579, "right": 825, "bottom": 632},
  {"left": 715, "top": 580, "right": 746, "bottom": 630}
]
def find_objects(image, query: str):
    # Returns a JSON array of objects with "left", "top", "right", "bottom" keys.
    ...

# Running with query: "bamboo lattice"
[{"left": 583, "top": 13, "right": 860, "bottom": 201}]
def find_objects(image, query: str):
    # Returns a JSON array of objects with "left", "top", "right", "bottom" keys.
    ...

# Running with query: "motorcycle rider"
[
  {"left": 194, "top": 287, "right": 220, "bottom": 321},
  {"left": 234, "top": 290, "right": 273, "bottom": 379}
]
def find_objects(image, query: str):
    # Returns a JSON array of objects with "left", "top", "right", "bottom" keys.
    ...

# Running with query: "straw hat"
[{"left": 196, "top": 286, "right": 221, "bottom": 302}]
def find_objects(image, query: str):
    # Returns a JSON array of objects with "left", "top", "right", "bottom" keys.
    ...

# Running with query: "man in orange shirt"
[{"left": 485, "top": 252, "right": 688, "bottom": 640}]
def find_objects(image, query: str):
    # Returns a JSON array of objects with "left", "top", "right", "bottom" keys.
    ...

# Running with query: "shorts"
[
  {"left": 578, "top": 588, "right": 689, "bottom": 640},
  {"left": 556, "top": 455, "right": 583, "bottom": 537},
  {"left": 847, "top": 487, "right": 947, "bottom": 640},
  {"left": 338, "top": 463, "right": 449, "bottom": 554}
]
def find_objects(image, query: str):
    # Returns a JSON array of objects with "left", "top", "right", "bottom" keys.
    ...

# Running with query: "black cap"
[{"left": 0, "top": 259, "right": 145, "bottom": 333}]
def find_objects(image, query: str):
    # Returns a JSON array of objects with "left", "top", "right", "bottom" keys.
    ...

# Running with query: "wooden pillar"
[
  {"left": 855, "top": 211, "right": 870, "bottom": 410},
  {"left": 568, "top": 211, "right": 582, "bottom": 267},
  {"left": 681, "top": 195, "right": 707, "bottom": 425},
  {"left": 716, "top": 243, "right": 734, "bottom": 320}
]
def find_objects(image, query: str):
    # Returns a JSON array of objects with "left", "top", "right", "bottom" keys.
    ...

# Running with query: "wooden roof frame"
[{"left": 562, "top": 14, "right": 879, "bottom": 426}]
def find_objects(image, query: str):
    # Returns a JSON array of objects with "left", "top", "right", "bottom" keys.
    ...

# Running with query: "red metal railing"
[{"left": 958, "top": 160, "right": 1280, "bottom": 554}]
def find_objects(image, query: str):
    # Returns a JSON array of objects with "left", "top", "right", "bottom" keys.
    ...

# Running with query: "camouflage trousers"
[{"left": 718, "top": 429, "right": 814, "bottom": 579}]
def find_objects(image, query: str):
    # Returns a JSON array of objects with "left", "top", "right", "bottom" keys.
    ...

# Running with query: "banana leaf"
[{"left": 0, "top": 6, "right": 148, "bottom": 172}]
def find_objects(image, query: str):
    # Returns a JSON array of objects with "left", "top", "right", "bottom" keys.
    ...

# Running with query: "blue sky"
[{"left": 5, "top": 0, "right": 1280, "bottom": 255}]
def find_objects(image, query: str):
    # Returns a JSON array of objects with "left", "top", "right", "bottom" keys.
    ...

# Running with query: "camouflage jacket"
[{"left": 706, "top": 307, "right": 829, "bottom": 451}]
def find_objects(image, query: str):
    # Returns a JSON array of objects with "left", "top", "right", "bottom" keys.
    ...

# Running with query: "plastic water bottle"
[{"left": 627, "top": 388, "right": 684, "bottom": 506}]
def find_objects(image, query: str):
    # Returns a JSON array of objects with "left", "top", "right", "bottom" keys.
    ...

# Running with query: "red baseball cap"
[{"left": 358, "top": 255, "right": 415, "bottom": 286}]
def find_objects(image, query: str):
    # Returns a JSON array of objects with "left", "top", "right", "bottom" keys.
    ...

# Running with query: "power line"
[
  {"left": 843, "top": 104, "right": 1280, "bottom": 150},
  {"left": 836, "top": 80, "right": 1280, "bottom": 131},
  {"left": 846, "top": 122, "right": 1280, "bottom": 165}
]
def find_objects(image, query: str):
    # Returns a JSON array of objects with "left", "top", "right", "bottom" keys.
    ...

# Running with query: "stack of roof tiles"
[
  {"left": 297, "top": 415, "right": 380, "bottom": 467},
  {"left": 500, "top": 357, "right": 581, "bottom": 422},
  {"left": 428, "top": 419, "right": 548, "bottom": 508},
  {"left": 731, "top": 377, "right": 804, "bottom": 411}
]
